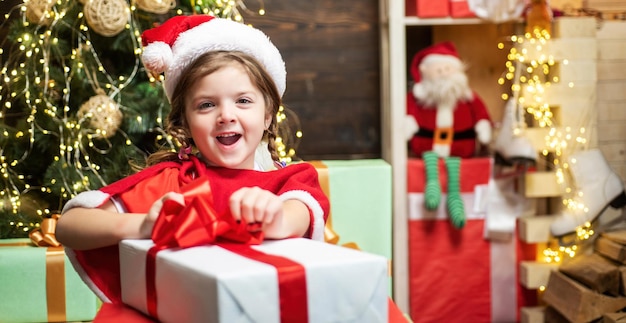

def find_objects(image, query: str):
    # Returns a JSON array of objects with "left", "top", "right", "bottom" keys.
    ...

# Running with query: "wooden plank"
[
  {"left": 520, "top": 38, "right": 597, "bottom": 61},
  {"left": 595, "top": 235, "right": 626, "bottom": 264},
  {"left": 598, "top": 101, "right": 626, "bottom": 121},
  {"left": 554, "top": 16, "right": 596, "bottom": 38},
  {"left": 556, "top": 60, "right": 597, "bottom": 82},
  {"left": 603, "top": 312, "right": 626, "bottom": 323},
  {"left": 597, "top": 61, "right": 626, "bottom": 81},
  {"left": 242, "top": 0, "right": 381, "bottom": 160},
  {"left": 598, "top": 40, "right": 626, "bottom": 60},
  {"left": 521, "top": 306, "right": 546, "bottom": 323},
  {"left": 584, "top": 0, "right": 626, "bottom": 11},
  {"left": 548, "top": 38, "right": 597, "bottom": 61},
  {"left": 620, "top": 266, "right": 626, "bottom": 296},
  {"left": 524, "top": 171, "right": 563, "bottom": 197},
  {"left": 598, "top": 122, "right": 626, "bottom": 142},
  {"left": 603, "top": 230, "right": 626, "bottom": 244},
  {"left": 599, "top": 143, "right": 626, "bottom": 163},
  {"left": 542, "top": 270, "right": 626, "bottom": 323},
  {"left": 597, "top": 80, "right": 626, "bottom": 101},
  {"left": 607, "top": 162, "right": 626, "bottom": 187},
  {"left": 556, "top": 104, "right": 597, "bottom": 128},
  {"left": 525, "top": 127, "right": 551, "bottom": 151},
  {"left": 519, "top": 261, "right": 560, "bottom": 289},
  {"left": 518, "top": 215, "right": 556, "bottom": 243},
  {"left": 545, "top": 306, "right": 572, "bottom": 323},
  {"left": 559, "top": 252, "right": 620, "bottom": 296},
  {"left": 522, "top": 82, "right": 596, "bottom": 107},
  {"left": 596, "top": 21, "right": 626, "bottom": 40}
]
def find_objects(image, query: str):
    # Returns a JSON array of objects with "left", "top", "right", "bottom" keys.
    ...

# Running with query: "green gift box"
[
  {"left": 0, "top": 238, "right": 99, "bottom": 322},
  {"left": 310, "top": 159, "right": 392, "bottom": 276}
]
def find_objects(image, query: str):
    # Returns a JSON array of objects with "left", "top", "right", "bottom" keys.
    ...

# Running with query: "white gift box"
[{"left": 120, "top": 238, "right": 388, "bottom": 323}]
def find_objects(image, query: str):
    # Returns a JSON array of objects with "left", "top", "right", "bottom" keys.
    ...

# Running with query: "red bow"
[{"left": 150, "top": 177, "right": 263, "bottom": 249}]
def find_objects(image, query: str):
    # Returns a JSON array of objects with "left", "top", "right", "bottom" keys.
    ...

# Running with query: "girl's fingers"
[{"left": 229, "top": 187, "right": 282, "bottom": 227}]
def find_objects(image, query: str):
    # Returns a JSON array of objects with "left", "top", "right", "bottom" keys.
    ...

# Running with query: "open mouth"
[{"left": 216, "top": 133, "right": 242, "bottom": 146}]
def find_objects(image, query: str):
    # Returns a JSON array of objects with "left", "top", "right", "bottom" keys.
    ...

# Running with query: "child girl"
[{"left": 56, "top": 15, "right": 330, "bottom": 304}]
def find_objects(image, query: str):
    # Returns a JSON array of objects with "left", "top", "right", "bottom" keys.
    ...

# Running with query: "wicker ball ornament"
[
  {"left": 83, "top": 0, "right": 129, "bottom": 37},
  {"left": 24, "top": 0, "right": 55, "bottom": 26},
  {"left": 77, "top": 91, "right": 123, "bottom": 138},
  {"left": 135, "top": 0, "right": 176, "bottom": 14}
]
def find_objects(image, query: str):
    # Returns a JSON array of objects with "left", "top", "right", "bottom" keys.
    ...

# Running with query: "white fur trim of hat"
[{"left": 141, "top": 15, "right": 286, "bottom": 101}]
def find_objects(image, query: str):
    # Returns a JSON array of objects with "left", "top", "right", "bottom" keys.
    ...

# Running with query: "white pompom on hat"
[{"left": 141, "top": 15, "right": 286, "bottom": 101}]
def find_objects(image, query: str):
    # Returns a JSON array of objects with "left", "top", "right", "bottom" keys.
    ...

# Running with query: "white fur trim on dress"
[
  {"left": 279, "top": 190, "right": 325, "bottom": 241},
  {"left": 163, "top": 18, "right": 286, "bottom": 101},
  {"left": 61, "top": 190, "right": 111, "bottom": 214}
]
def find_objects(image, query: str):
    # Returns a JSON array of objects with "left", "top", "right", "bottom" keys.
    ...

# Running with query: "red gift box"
[
  {"left": 407, "top": 158, "right": 536, "bottom": 322},
  {"left": 406, "top": 0, "right": 449, "bottom": 18},
  {"left": 450, "top": 0, "right": 477, "bottom": 18}
]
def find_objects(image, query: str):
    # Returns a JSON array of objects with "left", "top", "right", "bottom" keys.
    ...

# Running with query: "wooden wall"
[
  {"left": 596, "top": 20, "right": 626, "bottom": 183},
  {"left": 245, "top": 0, "right": 381, "bottom": 160}
]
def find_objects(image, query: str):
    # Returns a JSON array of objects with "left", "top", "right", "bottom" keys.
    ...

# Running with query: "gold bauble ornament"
[
  {"left": 134, "top": 0, "right": 176, "bottom": 14},
  {"left": 77, "top": 90, "right": 123, "bottom": 138},
  {"left": 83, "top": 0, "right": 129, "bottom": 37},
  {"left": 24, "top": 0, "right": 55, "bottom": 26}
]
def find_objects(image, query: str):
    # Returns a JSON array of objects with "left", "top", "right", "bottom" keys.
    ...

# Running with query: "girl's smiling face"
[{"left": 185, "top": 62, "right": 271, "bottom": 170}]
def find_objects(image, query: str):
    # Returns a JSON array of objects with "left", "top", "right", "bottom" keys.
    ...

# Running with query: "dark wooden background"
[
  {"left": 0, "top": 0, "right": 383, "bottom": 160},
  {"left": 244, "top": 0, "right": 381, "bottom": 160}
]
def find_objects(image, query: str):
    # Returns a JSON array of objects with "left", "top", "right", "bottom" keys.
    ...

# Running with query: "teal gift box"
[
  {"left": 309, "top": 159, "right": 392, "bottom": 276},
  {"left": 0, "top": 238, "right": 99, "bottom": 322}
]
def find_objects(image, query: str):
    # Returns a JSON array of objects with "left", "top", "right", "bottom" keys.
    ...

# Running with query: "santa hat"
[
  {"left": 409, "top": 41, "right": 461, "bottom": 84},
  {"left": 141, "top": 15, "right": 286, "bottom": 101}
]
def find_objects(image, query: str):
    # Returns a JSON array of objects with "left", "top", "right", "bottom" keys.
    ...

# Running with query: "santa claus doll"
[{"left": 405, "top": 41, "right": 492, "bottom": 228}]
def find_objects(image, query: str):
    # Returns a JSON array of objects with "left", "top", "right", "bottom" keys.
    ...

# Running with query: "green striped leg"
[
  {"left": 422, "top": 151, "right": 441, "bottom": 211},
  {"left": 445, "top": 156, "right": 466, "bottom": 228}
]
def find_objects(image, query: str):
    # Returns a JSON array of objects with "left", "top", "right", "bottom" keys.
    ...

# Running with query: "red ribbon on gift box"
[{"left": 146, "top": 176, "right": 308, "bottom": 323}]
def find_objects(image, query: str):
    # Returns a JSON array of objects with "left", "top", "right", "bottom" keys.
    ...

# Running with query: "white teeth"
[{"left": 217, "top": 133, "right": 238, "bottom": 138}]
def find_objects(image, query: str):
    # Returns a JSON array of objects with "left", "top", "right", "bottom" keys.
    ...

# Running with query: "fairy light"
[{"left": 498, "top": 22, "right": 596, "bottom": 259}]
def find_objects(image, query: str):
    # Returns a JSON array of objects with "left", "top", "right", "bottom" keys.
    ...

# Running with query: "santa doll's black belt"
[{"left": 414, "top": 129, "right": 476, "bottom": 140}]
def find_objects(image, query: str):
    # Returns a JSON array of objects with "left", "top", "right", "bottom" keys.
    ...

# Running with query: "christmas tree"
[{"left": 0, "top": 0, "right": 289, "bottom": 238}]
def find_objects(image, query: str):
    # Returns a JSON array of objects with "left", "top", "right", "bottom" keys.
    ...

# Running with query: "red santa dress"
[{"left": 61, "top": 155, "right": 330, "bottom": 304}]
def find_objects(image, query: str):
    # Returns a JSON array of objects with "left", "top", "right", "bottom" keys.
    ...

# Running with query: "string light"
[{"left": 498, "top": 23, "right": 594, "bottom": 262}]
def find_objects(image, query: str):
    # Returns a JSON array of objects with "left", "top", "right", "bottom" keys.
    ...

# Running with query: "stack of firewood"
[{"left": 542, "top": 230, "right": 626, "bottom": 322}]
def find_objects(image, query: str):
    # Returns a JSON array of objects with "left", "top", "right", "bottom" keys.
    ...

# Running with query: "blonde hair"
[{"left": 146, "top": 51, "right": 282, "bottom": 166}]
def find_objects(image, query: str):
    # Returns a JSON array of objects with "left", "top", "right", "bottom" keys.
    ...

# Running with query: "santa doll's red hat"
[
  {"left": 141, "top": 15, "right": 286, "bottom": 101},
  {"left": 409, "top": 41, "right": 460, "bottom": 83}
]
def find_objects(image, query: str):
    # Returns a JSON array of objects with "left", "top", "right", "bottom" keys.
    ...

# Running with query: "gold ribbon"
[
  {"left": 308, "top": 161, "right": 339, "bottom": 244},
  {"left": 310, "top": 162, "right": 391, "bottom": 275},
  {"left": 309, "top": 161, "right": 360, "bottom": 250},
  {"left": 28, "top": 213, "right": 67, "bottom": 322},
  {"left": 29, "top": 213, "right": 61, "bottom": 247}
]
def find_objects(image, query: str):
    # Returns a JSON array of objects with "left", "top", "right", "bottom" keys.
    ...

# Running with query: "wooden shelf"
[{"left": 404, "top": 16, "right": 485, "bottom": 26}]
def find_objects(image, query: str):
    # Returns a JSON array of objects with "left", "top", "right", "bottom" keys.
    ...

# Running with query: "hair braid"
[{"left": 266, "top": 119, "right": 280, "bottom": 163}]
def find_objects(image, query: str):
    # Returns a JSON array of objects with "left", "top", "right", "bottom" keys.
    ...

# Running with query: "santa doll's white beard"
[{"left": 414, "top": 73, "right": 473, "bottom": 109}]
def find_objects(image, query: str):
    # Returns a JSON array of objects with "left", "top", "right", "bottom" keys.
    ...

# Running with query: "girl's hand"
[
  {"left": 229, "top": 186, "right": 284, "bottom": 237},
  {"left": 141, "top": 192, "right": 185, "bottom": 238}
]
